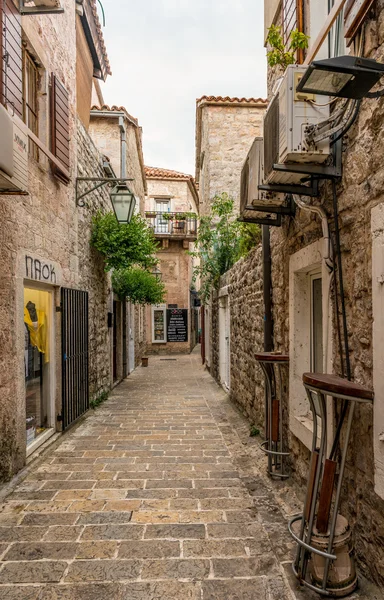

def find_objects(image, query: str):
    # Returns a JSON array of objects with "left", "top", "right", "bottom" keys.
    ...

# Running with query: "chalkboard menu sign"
[{"left": 167, "top": 309, "right": 188, "bottom": 342}]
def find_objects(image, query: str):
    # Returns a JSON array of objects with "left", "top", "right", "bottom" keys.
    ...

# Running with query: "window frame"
[
  {"left": 151, "top": 304, "right": 167, "bottom": 344},
  {"left": 23, "top": 48, "right": 39, "bottom": 160},
  {"left": 310, "top": 270, "right": 324, "bottom": 374}
]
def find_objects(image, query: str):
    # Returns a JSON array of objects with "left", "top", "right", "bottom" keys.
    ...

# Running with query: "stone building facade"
[
  {"left": 0, "top": 0, "right": 146, "bottom": 482},
  {"left": 144, "top": 167, "right": 200, "bottom": 355},
  {"left": 258, "top": 0, "right": 384, "bottom": 588},
  {"left": 195, "top": 96, "right": 267, "bottom": 215}
]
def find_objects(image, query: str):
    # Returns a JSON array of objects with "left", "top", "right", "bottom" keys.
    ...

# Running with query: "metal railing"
[{"left": 145, "top": 211, "right": 198, "bottom": 236}]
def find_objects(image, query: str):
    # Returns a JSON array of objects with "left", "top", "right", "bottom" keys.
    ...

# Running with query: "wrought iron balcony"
[{"left": 145, "top": 211, "right": 198, "bottom": 240}]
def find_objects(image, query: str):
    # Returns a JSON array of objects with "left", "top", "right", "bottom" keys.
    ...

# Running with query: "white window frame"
[
  {"left": 309, "top": 0, "right": 347, "bottom": 60},
  {"left": 372, "top": 203, "right": 384, "bottom": 500},
  {"left": 310, "top": 270, "right": 324, "bottom": 374},
  {"left": 152, "top": 304, "right": 167, "bottom": 344},
  {"left": 289, "top": 241, "right": 333, "bottom": 450}
]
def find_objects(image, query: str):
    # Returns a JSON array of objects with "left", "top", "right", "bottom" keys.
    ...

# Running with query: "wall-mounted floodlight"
[{"left": 297, "top": 56, "right": 384, "bottom": 99}]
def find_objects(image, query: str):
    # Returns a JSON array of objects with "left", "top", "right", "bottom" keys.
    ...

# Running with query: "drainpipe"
[{"left": 262, "top": 225, "right": 273, "bottom": 352}]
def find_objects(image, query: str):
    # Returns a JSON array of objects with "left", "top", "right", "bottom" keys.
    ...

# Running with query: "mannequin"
[{"left": 26, "top": 301, "right": 38, "bottom": 323}]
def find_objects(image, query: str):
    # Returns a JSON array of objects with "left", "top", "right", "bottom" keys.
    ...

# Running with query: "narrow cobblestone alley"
[{"left": 0, "top": 351, "right": 380, "bottom": 600}]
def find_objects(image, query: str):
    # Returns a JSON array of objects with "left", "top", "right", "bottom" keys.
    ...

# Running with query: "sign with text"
[{"left": 167, "top": 309, "right": 188, "bottom": 343}]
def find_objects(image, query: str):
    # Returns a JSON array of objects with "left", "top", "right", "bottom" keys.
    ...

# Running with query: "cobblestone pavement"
[{"left": 0, "top": 351, "right": 381, "bottom": 599}]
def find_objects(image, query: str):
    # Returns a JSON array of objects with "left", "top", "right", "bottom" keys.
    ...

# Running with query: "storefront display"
[
  {"left": 153, "top": 307, "right": 166, "bottom": 342},
  {"left": 24, "top": 287, "right": 52, "bottom": 447}
]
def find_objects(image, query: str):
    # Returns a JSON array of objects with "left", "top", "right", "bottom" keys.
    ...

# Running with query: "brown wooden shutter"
[
  {"left": 0, "top": 0, "right": 23, "bottom": 119},
  {"left": 50, "top": 73, "right": 70, "bottom": 183},
  {"left": 344, "top": 0, "right": 375, "bottom": 42}
]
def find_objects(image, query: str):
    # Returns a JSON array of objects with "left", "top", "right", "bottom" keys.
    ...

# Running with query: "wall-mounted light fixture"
[
  {"left": 76, "top": 177, "right": 136, "bottom": 225},
  {"left": 297, "top": 56, "right": 384, "bottom": 99},
  {"left": 151, "top": 266, "right": 162, "bottom": 281}
]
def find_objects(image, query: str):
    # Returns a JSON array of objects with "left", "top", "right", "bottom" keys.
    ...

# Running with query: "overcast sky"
[{"left": 99, "top": 0, "right": 266, "bottom": 176}]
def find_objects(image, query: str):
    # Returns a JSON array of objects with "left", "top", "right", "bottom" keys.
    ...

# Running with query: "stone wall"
[
  {"left": 77, "top": 119, "right": 114, "bottom": 400},
  {"left": 264, "top": 1, "right": 384, "bottom": 586},
  {"left": 209, "top": 246, "right": 265, "bottom": 425},
  {"left": 196, "top": 101, "right": 266, "bottom": 215}
]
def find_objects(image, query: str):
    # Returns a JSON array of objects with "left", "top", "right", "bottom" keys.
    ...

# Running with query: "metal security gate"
[{"left": 61, "top": 288, "right": 89, "bottom": 430}]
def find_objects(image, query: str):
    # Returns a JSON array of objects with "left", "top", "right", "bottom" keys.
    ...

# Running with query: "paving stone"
[
  {"left": 38, "top": 583, "right": 123, "bottom": 600},
  {"left": 77, "top": 512, "right": 132, "bottom": 525},
  {"left": 20, "top": 514, "right": 79, "bottom": 526},
  {"left": 80, "top": 524, "right": 144, "bottom": 540},
  {"left": 131, "top": 511, "right": 179, "bottom": 523},
  {"left": 0, "top": 586, "right": 42, "bottom": 599},
  {"left": 64, "top": 559, "right": 142, "bottom": 582},
  {"left": 179, "top": 510, "right": 225, "bottom": 523},
  {"left": 0, "top": 561, "right": 68, "bottom": 584},
  {"left": 207, "top": 522, "right": 266, "bottom": 539},
  {"left": 141, "top": 558, "right": 210, "bottom": 580},
  {"left": 212, "top": 555, "right": 280, "bottom": 578},
  {"left": 43, "top": 526, "right": 83, "bottom": 541},
  {"left": 0, "top": 526, "right": 48, "bottom": 541},
  {"left": 118, "top": 540, "right": 180, "bottom": 559},
  {"left": 76, "top": 541, "right": 118, "bottom": 559},
  {"left": 144, "top": 524, "right": 206, "bottom": 539},
  {"left": 202, "top": 578, "right": 268, "bottom": 600},
  {"left": 4, "top": 542, "right": 78, "bottom": 561},
  {"left": 183, "top": 539, "right": 247, "bottom": 557}
]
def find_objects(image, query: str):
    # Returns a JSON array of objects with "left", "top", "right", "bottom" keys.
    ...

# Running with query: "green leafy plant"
[
  {"left": 250, "top": 426, "right": 260, "bottom": 437},
  {"left": 91, "top": 211, "right": 159, "bottom": 272},
  {"left": 90, "top": 391, "right": 109, "bottom": 410},
  {"left": 112, "top": 267, "right": 165, "bottom": 304},
  {"left": 189, "top": 193, "right": 260, "bottom": 303},
  {"left": 239, "top": 223, "right": 262, "bottom": 256},
  {"left": 266, "top": 24, "right": 309, "bottom": 69}
]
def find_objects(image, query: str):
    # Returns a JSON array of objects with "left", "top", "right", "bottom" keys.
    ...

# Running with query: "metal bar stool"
[
  {"left": 289, "top": 373, "right": 374, "bottom": 597},
  {"left": 255, "top": 352, "right": 290, "bottom": 480}
]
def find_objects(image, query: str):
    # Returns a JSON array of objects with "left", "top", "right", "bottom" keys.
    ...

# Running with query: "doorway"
[
  {"left": 24, "top": 286, "right": 55, "bottom": 451},
  {"left": 219, "top": 295, "right": 230, "bottom": 390}
]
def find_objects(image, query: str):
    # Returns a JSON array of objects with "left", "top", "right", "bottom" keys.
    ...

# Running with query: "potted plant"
[
  {"left": 162, "top": 213, "right": 174, "bottom": 221},
  {"left": 145, "top": 210, "right": 156, "bottom": 218}
]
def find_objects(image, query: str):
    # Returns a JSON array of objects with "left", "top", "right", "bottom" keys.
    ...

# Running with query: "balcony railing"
[{"left": 145, "top": 211, "right": 198, "bottom": 238}]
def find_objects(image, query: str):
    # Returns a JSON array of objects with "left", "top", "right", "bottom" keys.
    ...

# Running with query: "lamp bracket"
[{"left": 76, "top": 177, "right": 134, "bottom": 206}]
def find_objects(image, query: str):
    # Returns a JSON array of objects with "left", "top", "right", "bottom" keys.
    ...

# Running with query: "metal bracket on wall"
[
  {"left": 271, "top": 139, "right": 343, "bottom": 180},
  {"left": 75, "top": 177, "right": 134, "bottom": 207},
  {"left": 259, "top": 179, "right": 320, "bottom": 198},
  {"left": 239, "top": 213, "right": 283, "bottom": 227}
]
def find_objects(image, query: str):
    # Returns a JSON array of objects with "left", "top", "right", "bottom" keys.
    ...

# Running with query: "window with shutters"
[
  {"left": 0, "top": 0, "right": 23, "bottom": 119},
  {"left": 282, "top": 0, "right": 304, "bottom": 63},
  {"left": 50, "top": 73, "right": 70, "bottom": 183},
  {"left": 23, "top": 50, "right": 39, "bottom": 160}
]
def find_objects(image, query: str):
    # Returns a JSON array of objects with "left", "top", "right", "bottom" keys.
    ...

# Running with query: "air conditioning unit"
[
  {"left": 264, "top": 65, "right": 330, "bottom": 185},
  {"left": 240, "top": 137, "right": 286, "bottom": 225},
  {"left": 0, "top": 105, "right": 28, "bottom": 194}
]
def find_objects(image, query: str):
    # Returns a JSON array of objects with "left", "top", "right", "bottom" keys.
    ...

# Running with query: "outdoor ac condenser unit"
[
  {"left": 264, "top": 65, "right": 330, "bottom": 185},
  {"left": 0, "top": 105, "right": 29, "bottom": 194},
  {"left": 240, "top": 137, "right": 285, "bottom": 216}
]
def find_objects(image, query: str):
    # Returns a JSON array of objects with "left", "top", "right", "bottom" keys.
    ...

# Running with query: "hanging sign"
[{"left": 167, "top": 309, "right": 188, "bottom": 343}]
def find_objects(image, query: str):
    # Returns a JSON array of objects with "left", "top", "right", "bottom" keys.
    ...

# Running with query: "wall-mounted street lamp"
[
  {"left": 297, "top": 56, "right": 384, "bottom": 99},
  {"left": 151, "top": 266, "right": 162, "bottom": 281},
  {"left": 76, "top": 177, "right": 136, "bottom": 225}
]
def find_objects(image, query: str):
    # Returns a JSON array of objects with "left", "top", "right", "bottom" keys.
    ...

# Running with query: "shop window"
[
  {"left": 289, "top": 242, "right": 333, "bottom": 450},
  {"left": 372, "top": 203, "right": 384, "bottom": 500},
  {"left": 152, "top": 304, "right": 167, "bottom": 343},
  {"left": 24, "top": 287, "right": 54, "bottom": 451}
]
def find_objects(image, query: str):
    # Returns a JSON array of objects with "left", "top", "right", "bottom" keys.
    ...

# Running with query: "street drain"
[{"left": 160, "top": 358, "right": 177, "bottom": 361}]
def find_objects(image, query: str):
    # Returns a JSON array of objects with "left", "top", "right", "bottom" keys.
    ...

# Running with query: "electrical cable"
[
  {"left": 97, "top": 0, "right": 106, "bottom": 26},
  {"left": 330, "top": 99, "right": 362, "bottom": 145}
]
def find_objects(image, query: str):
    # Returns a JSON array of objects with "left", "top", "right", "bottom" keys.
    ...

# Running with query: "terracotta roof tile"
[
  {"left": 196, "top": 95, "right": 268, "bottom": 106},
  {"left": 89, "top": 0, "right": 112, "bottom": 76},
  {"left": 91, "top": 105, "right": 139, "bottom": 126},
  {"left": 145, "top": 166, "right": 195, "bottom": 181}
]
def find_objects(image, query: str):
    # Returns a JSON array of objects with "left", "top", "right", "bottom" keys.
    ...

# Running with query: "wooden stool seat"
[
  {"left": 255, "top": 352, "right": 289, "bottom": 363},
  {"left": 303, "top": 373, "right": 373, "bottom": 402}
]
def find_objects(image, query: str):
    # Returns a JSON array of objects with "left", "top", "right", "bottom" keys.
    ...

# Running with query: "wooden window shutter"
[
  {"left": 282, "top": 0, "right": 305, "bottom": 64},
  {"left": 50, "top": 73, "right": 70, "bottom": 183},
  {"left": 344, "top": 0, "right": 375, "bottom": 42},
  {"left": 0, "top": 0, "right": 23, "bottom": 119}
]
